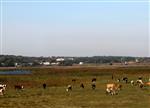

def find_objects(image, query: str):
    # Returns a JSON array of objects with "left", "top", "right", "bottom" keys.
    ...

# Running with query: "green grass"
[{"left": 0, "top": 66, "right": 150, "bottom": 108}]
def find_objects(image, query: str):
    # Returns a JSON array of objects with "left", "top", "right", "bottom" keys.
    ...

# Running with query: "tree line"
[{"left": 0, "top": 55, "right": 148, "bottom": 67}]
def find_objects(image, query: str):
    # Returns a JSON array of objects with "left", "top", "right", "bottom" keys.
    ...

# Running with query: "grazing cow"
[
  {"left": 136, "top": 80, "right": 150, "bottom": 88},
  {"left": 136, "top": 80, "right": 144, "bottom": 88},
  {"left": 80, "top": 83, "right": 84, "bottom": 89},
  {"left": 66, "top": 85, "right": 72, "bottom": 92},
  {"left": 15, "top": 85, "right": 24, "bottom": 90},
  {"left": 106, "top": 83, "right": 122, "bottom": 95},
  {"left": 122, "top": 77, "right": 128, "bottom": 83},
  {"left": 139, "top": 82, "right": 150, "bottom": 88},
  {"left": 0, "top": 84, "right": 6, "bottom": 95},
  {"left": 136, "top": 79, "right": 144, "bottom": 85},
  {"left": 43, "top": 83, "right": 46, "bottom": 89}
]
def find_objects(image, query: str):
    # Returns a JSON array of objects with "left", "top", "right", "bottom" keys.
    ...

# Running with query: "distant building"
[
  {"left": 51, "top": 62, "right": 60, "bottom": 66},
  {"left": 15, "top": 63, "right": 18, "bottom": 67},
  {"left": 56, "top": 58, "right": 65, "bottom": 62},
  {"left": 43, "top": 62, "right": 50, "bottom": 66},
  {"left": 28, "top": 63, "right": 33, "bottom": 66},
  {"left": 79, "top": 62, "right": 84, "bottom": 65},
  {"left": 67, "top": 58, "right": 74, "bottom": 61},
  {"left": 135, "top": 59, "right": 140, "bottom": 63},
  {"left": 124, "top": 61, "right": 128, "bottom": 65}
]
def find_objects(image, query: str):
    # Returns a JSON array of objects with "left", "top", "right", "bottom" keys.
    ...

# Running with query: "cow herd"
[
  {"left": 0, "top": 76, "right": 150, "bottom": 96},
  {"left": 66, "top": 76, "right": 150, "bottom": 95}
]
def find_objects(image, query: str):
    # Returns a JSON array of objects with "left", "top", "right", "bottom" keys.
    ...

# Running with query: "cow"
[
  {"left": 136, "top": 79, "right": 144, "bottom": 85},
  {"left": 122, "top": 77, "right": 128, "bottom": 83},
  {"left": 14, "top": 85, "right": 24, "bottom": 90},
  {"left": 144, "top": 82, "right": 150, "bottom": 86},
  {"left": 106, "top": 83, "right": 122, "bottom": 95},
  {"left": 136, "top": 80, "right": 150, "bottom": 88},
  {"left": 43, "top": 83, "right": 46, "bottom": 89},
  {"left": 140, "top": 82, "right": 150, "bottom": 88},
  {"left": 136, "top": 80, "right": 144, "bottom": 88},
  {"left": 66, "top": 85, "right": 72, "bottom": 92},
  {"left": 0, "top": 84, "right": 6, "bottom": 95}
]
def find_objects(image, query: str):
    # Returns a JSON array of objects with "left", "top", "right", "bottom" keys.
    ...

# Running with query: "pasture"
[{"left": 0, "top": 66, "right": 150, "bottom": 108}]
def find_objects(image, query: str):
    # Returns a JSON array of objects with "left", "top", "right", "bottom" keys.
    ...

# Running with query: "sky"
[{"left": 0, "top": 0, "right": 149, "bottom": 57}]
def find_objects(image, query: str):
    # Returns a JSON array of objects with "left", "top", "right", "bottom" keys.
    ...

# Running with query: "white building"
[
  {"left": 51, "top": 62, "right": 60, "bottom": 65},
  {"left": 56, "top": 58, "right": 65, "bottom": 62},
  {"left": 135, "top": 59, "right": 140, "bottom": 63},
  {"left": 43, "top": 62, "right": 50, "bottom": 66},
  {"left": 79, "top": 62, "right": 84, "bottom": 65}
]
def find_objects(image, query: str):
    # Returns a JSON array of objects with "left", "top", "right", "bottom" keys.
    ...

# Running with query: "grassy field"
[{"left": 0, "top": 66, "right": 150, "bottom": 108}]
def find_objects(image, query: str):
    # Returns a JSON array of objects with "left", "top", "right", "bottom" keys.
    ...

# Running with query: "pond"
[{"left": 0, "top": 70, "right": 31, "bottom": 75}]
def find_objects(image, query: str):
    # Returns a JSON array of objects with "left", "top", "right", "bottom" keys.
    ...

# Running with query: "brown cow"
[
  {"left": 145, "top": 82, "right": 150, "bottom": 86},
  {"left": 106, "top": 83, "right": 122, "bottom": 95}
]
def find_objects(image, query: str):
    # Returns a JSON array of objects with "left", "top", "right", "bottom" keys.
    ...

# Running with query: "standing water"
[{"left": 0, "top": 70, "right": 31, "bottom": 75}]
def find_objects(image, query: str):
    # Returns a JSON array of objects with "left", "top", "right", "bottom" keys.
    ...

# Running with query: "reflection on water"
[{"left": 0, "top": 70, "right": 31, "bottom": 75}]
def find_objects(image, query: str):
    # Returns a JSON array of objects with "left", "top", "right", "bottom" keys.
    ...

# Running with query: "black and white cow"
[{"left": 0, "top": 84, "right": 6, "bottom": 95}]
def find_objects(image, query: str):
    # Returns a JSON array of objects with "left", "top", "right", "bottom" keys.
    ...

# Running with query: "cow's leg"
[
  {"left": 106, "top": 88, "right": 111, "bottom": 95},
  {"left": 111, "top": 90, "right": 116, "bottom": 95},
  {"left": 0, "top": 89, "right": 3, "bottom": 96},
  {"left": 111, "top": 91, "right": 114, "bottom": 95}
]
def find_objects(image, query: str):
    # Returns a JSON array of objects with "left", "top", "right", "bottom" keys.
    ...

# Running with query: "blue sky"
[{"left": 0, "top": 0, "right": 149, "bottom": 57}]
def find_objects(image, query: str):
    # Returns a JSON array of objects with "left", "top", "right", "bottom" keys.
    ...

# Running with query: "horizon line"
[{"left": 0, "top": 54, "right": 149, "bottom": 58}]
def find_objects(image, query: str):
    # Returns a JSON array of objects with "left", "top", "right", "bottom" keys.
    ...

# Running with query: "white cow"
[{"left": 136, "top": 80, "right": 143, "bottom": 84}]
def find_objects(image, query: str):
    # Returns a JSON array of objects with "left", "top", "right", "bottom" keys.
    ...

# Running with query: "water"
[{"left": 0, "top": 70, "right": 31, "bottom": 75}]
